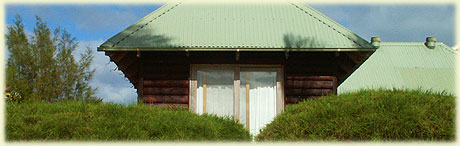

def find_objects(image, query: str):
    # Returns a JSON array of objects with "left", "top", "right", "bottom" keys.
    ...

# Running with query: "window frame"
[{"left": 189, "top": 64, "right": 285, "bottom": 123}]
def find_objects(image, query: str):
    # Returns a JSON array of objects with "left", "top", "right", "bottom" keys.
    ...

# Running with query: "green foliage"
[
  {"left": 5, "top": 88, "right": 24, "bottom": 104},
  {"left": 6, "top": 101, "right": 251, "bottom": 141},
  {"left": 5, "top": 15, "right": 98, "bottom": 102},
  {"left": 256, "top": 89, "right": 455, "bottom": 141}
]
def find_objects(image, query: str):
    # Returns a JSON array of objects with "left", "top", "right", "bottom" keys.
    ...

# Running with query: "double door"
[{"left": 191, "top": 65, "right": 283, "bottom": 135}]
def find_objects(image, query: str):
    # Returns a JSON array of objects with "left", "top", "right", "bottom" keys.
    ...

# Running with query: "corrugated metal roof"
[
  {"left": 98, "top": 0, "right": 374, "bottom": 51},
  {"left": 338, "top": 42, "right": 456, "bottom": 94}
]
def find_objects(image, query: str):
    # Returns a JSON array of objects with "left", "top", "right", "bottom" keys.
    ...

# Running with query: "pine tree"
[
  {"left": 6, "top": 15, "right": 34, "bottom": 100},
  {"left": 74, "top": 47, "right": 97, "bottom": 102},
  {"left": 6, "top": 15, "right": 99, "bottom": 102},
  {"left": 30, "top": 16, "right": 58, "bottom": 100}
]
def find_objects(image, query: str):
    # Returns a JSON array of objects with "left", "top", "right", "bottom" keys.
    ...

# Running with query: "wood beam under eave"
[
  {"left": 336, "top": 52, "right": 371, "bottom": 85},
  {"left": 108, "top": 51, "right": 129, "bottom": 63},
  {"left": 124, "top": 56, "right": 141, "bottom": 78},
  {"left": 104, "top": 51, "right": 111, "bottom": 57},
  {"left": 336, "top": 71, "right": 347, "bottom": 85},
  {"left": 362, "top": 51, "right": 374, "bottom": 60},
  {"left": 131, "top": 74, "right": 139, "bottom": 89},
  {"left": 343, "top": 51, "right": 375, "bottom": 75},
  {"left": 345, "top": 52, "right": 362, "bottom": 64},
  {"left": 124, "top": 68, "right": 138, "bottom": 84},
  {"left": 118, "top": 53, "right": 138, "bottom": 71},
  {"left": 119, "top": 67, "right": 137, "bottom": 86},
  {"left": 124, "top": 63, "right": 139, "bottom": 79},
  {"left": 137, "top": 57, "right": 144, "bottom": 105},
  {"left": 337, "top": 56, "right": 355, "bottom": 74}
]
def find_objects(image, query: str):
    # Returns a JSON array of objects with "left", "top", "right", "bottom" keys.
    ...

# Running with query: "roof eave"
[{"left": 99, "top": 47, "right": 376, "bottom": 52}]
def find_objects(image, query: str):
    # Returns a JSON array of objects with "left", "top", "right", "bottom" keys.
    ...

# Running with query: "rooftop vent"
[
  {"left": 370, "top": 36, "right": 380, "bottom": 48},
  {"left": 425, "top": 36, "right": 436, "bottom": 49}
]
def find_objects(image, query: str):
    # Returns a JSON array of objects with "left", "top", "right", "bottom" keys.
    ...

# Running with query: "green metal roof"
[
  {"left": 98, "top": 1, "right": 374, "bottom": 51},
  {"left": 338, "top": 42, "right": 456, "bottom": 94}
]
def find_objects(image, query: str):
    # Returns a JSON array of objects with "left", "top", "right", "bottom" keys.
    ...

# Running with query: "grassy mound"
[
  {"left": 6, "top": 101, "right": 251, "bottom": 141},
  {"left": 256, "top": 89, "right": 455, "bottom": 141}
]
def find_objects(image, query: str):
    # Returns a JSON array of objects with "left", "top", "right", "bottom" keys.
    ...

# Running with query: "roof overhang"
[{"left": 98, "top": 47, "right": 376, "bottom": 52}]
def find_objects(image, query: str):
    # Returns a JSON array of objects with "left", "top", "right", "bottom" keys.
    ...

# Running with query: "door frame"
[{"left": 189, "top": 64, "right": 285, "bottom": 122}]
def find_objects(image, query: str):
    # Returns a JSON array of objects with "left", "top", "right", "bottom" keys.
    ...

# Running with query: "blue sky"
[{"left": 4, "top": 3, "right": 455, "bottom": 105}]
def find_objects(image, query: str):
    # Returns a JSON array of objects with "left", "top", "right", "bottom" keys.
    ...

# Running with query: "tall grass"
[
  {"left": 256, "top": 89, "right": 455, "bottom": 141},
  {"left": 6, "top": 101, "right": 251, "bottom": 141}
]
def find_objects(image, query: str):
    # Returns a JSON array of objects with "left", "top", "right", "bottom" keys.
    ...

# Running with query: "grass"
[
  {"left": 6, "top": 89, "right": 455, "bottom": 141},
  {"left": 6, "top": 100, "right": 251, "bottom": 141},
  {"left": 256, "top": 89, "right": 455, "bottom": 141}
]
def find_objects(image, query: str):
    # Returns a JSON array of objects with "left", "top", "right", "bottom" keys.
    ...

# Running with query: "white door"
[
  {"left": 239, "top": 71, "right": 277, "bottom": 135},
  {"left": 196, "top": 67, "right": 234, "bottom": 116},
  {"left": 194, "top": 66, "right": 281, "bottom": 136}
]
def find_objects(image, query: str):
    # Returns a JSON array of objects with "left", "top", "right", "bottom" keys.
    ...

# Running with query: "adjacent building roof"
[
  {"left": 338, "top": 42, "right": 456, "bottom": 94},
  {"left": 98, "top": 0, "right": 374, "bottom": 51}
]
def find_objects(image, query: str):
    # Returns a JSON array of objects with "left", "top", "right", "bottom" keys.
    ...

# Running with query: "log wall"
[
  {"left": 283, "top": 52, "right": 338, "bottom": 105},
  {"left": 141, "top": 52, "right": 189, "bottom": 108},
  {"left": 106, "top": 51, "right": 370, "bottom": 108},
  {"left": 284, "top": 76, "right": 337, "bottom": 105}
]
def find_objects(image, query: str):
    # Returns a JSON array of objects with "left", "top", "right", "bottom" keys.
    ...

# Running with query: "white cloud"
[
  {"left": 77, "top": 40, "right": 137, "bottom": 105},
  {"left": 93, "top": 83, "right": 137, "bottom": 105},
  {"left": 310, "top": 4, "right": 455, "bottom": 46}
]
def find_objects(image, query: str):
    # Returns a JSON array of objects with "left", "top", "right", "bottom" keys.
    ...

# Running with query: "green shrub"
[
  {"left": 5, "top": 88, "right": 24, "bottom": 104},
  {"left": 256, "top": 89, "right": 455, "bottom": 141},
  {"left": 6, "top": 101, "right": 251, "bottom": 141}
]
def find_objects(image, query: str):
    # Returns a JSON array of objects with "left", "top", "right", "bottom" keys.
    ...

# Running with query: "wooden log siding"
[
  {"left": 144, "top": 80, "right": 189, "bottom": 87},
  {"left": 286, "top": 80, "right": 334, "bottom": 89},
  {"left": 145, "top": 103, "right": 189, "bottom": 108},
  {"left": 283, "top": 52, "right": 339, "bottom": 105},
  {"left": 108, "top": 51, "right": 349, "bottom": 107},
  {"left": 284, "top": 76, "right": 337, "bottom": 105},
  {"left": 143, "top": 95, "right": 189, "bottom": 103},
  {"left": 140, "top": 52, "right": 190, "bottom": 106}
]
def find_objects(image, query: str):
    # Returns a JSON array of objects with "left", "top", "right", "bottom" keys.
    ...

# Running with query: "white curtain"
[
  {"left": 240, "top": 71, "right": 277, "bottom": 135},
  {"left": 197, "top": 69, "right": 234, "bottom": 117},
  {"left": 196, "top": 67, "right": 278, "bottom": 136}
]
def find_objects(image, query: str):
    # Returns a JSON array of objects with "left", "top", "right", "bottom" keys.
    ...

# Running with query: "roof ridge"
[
  {"left": 111, "top": 2, "right": 183, "bottom": 47},
  {"left": 380, "top": 42, "right": 457, "bottom": 54},
  {"left": 380, "top": 42, "right": 424, "bottom": 44},
  {"left": 381, "top": 42, "right": 450, "bottom": 45},
  {"left": 436, "top": 42, "right": 457, "bottom": 54},
  {"left": 290, "top": 1, "right": 371, "bottom": 48}
]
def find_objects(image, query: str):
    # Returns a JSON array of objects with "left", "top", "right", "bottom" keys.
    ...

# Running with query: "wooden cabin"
[{"left": 98, "top": 1, "right": 376, "bottom": 135}]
